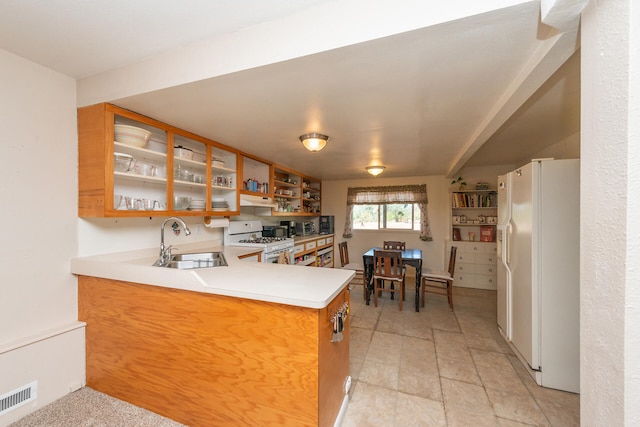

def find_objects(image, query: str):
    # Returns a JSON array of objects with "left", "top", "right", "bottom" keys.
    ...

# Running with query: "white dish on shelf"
[
  {"left": 174, "top": 147, "right": 193, "bottom": 160},
  {"left": 147, "top": 139, "right": 166, "bottom": 153},
  {"left": 114, "top": 124, "right": 152, "bottom": 148},
  {"left": 192, "top": 151, "right": 206, "bottom": 163}
]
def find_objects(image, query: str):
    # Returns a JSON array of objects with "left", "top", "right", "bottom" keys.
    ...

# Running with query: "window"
[
  {"left": 343, "top": 184, "right": 432, "bottom": 241},
  {"left": 353, "top": 203, "right": 421, "bottom": 230}
]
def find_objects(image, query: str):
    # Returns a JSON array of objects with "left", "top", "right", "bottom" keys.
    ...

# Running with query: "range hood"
[{"left": 239, "top": 194, "right": 278, "bottom": 208}]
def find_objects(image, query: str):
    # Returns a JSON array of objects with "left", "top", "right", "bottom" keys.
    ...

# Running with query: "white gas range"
[{"left": 224, "top": 220, "right": 295, "bottom": 264}]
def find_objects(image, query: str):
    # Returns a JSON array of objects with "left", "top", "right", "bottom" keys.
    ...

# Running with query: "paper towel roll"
[{"left": 203, "top": 217, "right": 230, "bottom": 228}]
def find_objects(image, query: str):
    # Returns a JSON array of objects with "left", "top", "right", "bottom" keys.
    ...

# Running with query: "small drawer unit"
[
  {"left": 447, "top": 240, "right": 497, "bottom": 290},
  {"left": 294, "top": 234, "right": 335, "bottom": 268}
]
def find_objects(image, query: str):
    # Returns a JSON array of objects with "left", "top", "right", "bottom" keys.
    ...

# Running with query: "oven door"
[{"left": 264, "top": 247, "right": 295, "bottom": 264}]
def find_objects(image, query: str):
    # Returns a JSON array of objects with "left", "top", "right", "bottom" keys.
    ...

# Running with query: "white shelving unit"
[
  {"left": 448, "top": 188, "right": 498, "bottom": 290},
  {"left": 450, "top": 189, "right": 497, "bottom": 243}
]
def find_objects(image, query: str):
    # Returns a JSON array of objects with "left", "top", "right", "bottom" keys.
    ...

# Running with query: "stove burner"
[{"left": 239, "top": 237, "right": 288, "bottom": 244}]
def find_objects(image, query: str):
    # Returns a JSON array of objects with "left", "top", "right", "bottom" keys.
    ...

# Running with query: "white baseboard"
[{"left": 0, "top": 323, "right": 86, "bottom": 427}]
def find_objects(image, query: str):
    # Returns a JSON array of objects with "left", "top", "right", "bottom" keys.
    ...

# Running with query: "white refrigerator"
[{"left": 497, "top": 159, "right": 580, "bottom": 393}]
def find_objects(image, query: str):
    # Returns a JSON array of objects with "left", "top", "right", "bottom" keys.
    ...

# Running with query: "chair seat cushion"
[
  {"left": 343, "top": 262, "right": 364, "bottom": 271},
  {"left": 421, "top": 268, "right": 452, "bottom": 281},
  {"left": 373, "top": 275, "right": 405, "bottom": 282}
]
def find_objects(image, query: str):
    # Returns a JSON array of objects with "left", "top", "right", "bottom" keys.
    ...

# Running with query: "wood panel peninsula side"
[{"left": 78, "top": 271, "right": 350, "bottom": 427}]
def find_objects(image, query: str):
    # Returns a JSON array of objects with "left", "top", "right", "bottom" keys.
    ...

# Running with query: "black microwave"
[{"left": 262, "top": 226, "right": 287, "bottom": 238}]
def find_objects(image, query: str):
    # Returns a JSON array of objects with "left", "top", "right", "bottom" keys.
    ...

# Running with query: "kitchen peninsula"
[{"left": 71, "top": 243, "right": 354, "bottom": 427}]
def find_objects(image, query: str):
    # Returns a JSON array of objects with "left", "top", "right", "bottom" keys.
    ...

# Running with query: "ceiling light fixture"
[
  {"left": 366, "top": 165, "right": 386, "bottom": 176},
  {"left": 300, "top": 133, "right": 329, "bottom": 152}
]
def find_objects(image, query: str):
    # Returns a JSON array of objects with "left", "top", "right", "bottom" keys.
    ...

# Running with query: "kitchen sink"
[{"left": 158, "top": 251, "right": 228, "bottom": 269}]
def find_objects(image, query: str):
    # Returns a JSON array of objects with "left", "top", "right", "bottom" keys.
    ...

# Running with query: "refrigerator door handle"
[{"left": 505, "top": 222, "right": 512, "bottom": 267}]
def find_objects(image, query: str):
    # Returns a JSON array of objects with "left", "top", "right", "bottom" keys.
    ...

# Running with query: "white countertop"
[{"left": 70, "top": 241, "right": 353, "bottom": 309}]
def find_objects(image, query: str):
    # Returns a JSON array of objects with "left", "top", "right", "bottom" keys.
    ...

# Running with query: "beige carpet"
[{"left": 9, "top": 387, "right": 185, "bottom": 427}]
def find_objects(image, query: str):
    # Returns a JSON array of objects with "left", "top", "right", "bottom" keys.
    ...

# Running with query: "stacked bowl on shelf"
[
  {"left": 211, "top": 198, "right": 229, "bottom": 212},
  {"left": 188, "top": 199, "right": 206, "bottom": 211},
  {"left": 114, "top": 124, "right": 152, "bottom": 148},
  {"left": 114, "top": 152, "right": 136, "bottom": 172},
  {"left": 174, "top": 196, "right": 191, "bottom": 211}
]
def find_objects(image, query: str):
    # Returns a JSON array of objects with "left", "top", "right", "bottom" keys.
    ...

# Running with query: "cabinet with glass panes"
[{"left": 78, "top": 103, "right": 240, "bottom": 217}]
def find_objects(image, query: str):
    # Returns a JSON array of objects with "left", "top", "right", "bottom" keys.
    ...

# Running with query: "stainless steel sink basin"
[{"left": 158, "top": 251, "right": 228, "bottom": 269}]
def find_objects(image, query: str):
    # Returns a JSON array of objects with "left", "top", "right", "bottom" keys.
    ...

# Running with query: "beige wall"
[
  {"left": 0, "top": 49, "right": 85, "bottom": 425},
  {"left": 322, "top": 153, "right": 578, "bottom": 277},
  {"left": 322, "top": 175, "right": 449, "bottom": 271},
  {"left": 581, "top": 1, "right": 640, "bottom": 424}
]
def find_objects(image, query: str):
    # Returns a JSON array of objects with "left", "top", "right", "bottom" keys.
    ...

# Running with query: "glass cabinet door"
[
  {"left": 171, "top": 133, "right": 208, "bottom": 212},
  {"left": 211, "top": 146, "right": 237, "bottom": 213},
  {"left": 112, "top": 115, "right": 168, "bottom": 213}
]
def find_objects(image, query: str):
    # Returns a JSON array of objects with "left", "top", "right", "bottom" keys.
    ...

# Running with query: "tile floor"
[{"left": 341, "top": 281, "right": 580, "bottom": 427}]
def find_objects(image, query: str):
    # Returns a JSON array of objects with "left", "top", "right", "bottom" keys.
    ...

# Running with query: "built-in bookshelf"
[{"left": 450, "top": 189, "right": 498, "bottom": 243}]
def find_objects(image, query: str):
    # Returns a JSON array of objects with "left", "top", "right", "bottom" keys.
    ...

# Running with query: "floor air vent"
[{"left": 0, "top": 381, "right": 37, "bottom": 416}]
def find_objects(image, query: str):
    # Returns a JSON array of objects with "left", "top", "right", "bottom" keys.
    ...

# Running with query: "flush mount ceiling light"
[
  {"left": 300, "top": 133, "right": 329, "bottom": 152},
  {"left": 366, "top": 165, "right": 386, "bottom": 176}
]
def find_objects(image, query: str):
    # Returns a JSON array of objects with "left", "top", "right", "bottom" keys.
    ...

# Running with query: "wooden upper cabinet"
[
  {"left": 273, "top": 164, "right": 301, "bottom": 215},
  {"left": 271, "top": 165, "right": 322, "bottom": 216},
  {"left": 239, "top": 153, "right": 273, "bottom": 198},
  {"left": 302, "top": 175, "right": 322, "bottom": 215},
  {"left": 78, "top": 103, "right": 240, "bottom": 218}
]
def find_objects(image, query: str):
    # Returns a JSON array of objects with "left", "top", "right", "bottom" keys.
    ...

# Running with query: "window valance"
[
  {"left": 346, "top": 184, "right": 428, "bottom": 205},
  {"left": 343, "top": 184, "right": 432, "bottom": 241}
]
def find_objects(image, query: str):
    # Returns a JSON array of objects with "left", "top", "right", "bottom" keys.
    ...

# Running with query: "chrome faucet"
[{"left": 154, "top": 217, "right": 192, "bottom": 267}]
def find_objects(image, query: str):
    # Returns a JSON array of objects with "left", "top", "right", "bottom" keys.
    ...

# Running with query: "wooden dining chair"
[
  {"left": 338, "top": 241, "right": 367, "bottom": 300},
  {"left": 421, "top": 246, "right": 457, "bottom": 310},
  {"left": 383, "top": 241, "right": 406, "bottom": 250},
  {"left": 383, "top": 241, "right": 407, "bottom": 276},
  {"left": 373, "top": 249, "right": 406, "bottom": 310}
]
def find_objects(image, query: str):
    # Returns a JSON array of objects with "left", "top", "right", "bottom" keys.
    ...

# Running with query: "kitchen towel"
[
  {"left": 277, "top": 251, "right": 291, "bottom": 264},
  {"left": 204, "top": 218, "right": 230, "bottom": 228}
]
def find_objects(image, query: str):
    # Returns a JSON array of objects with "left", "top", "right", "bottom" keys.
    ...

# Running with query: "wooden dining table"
[{"left": 362, "top": 247, "right": 423, "bottom": 312}]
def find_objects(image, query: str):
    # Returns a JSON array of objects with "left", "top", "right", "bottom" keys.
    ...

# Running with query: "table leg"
[
  {"left": 413, "top": 260, "right": 422, "bottom": 313},
  {"left": 364, "top": 263, "right": 373, "bottom": 305},
  {"left": 415, "top": 271, "right": 420, "bottom": 312}
]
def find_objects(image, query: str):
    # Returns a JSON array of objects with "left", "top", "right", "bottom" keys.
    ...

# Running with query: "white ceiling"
[{"left": 0, "top": 0, "right": 580, "bottom": 180}]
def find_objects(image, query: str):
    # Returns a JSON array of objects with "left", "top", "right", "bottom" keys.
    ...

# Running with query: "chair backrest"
[
  {"left": 383, "top": 241, "right": 406, "bottom": 250},
  {"left": 373, "top": 250, "right": 404, "bottom": 280},
  {"left": 338, "top": 241, "right": 350, "bottom": 267},
  {"left": 448, "top": 246, "right": 457, "bottom": 277}
]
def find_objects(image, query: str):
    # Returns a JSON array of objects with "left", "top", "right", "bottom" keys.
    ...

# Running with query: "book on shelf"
[
  {"left": 452, "top": 192, "right": 497, "bottom": 208},
  {"left": 480, "top": 226, "right": 495, "bottom": 242},
  {"left": 452, "top": 228, "right": 462, "bottom": 241}
]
